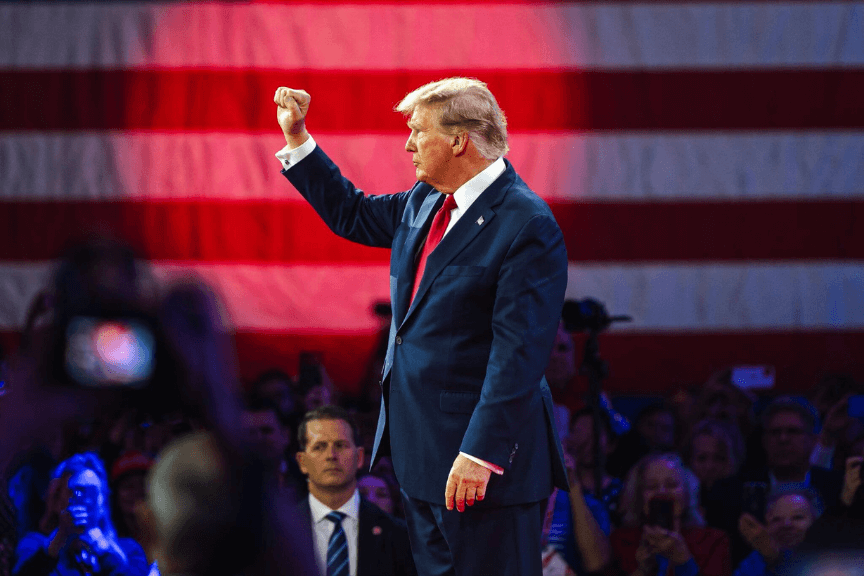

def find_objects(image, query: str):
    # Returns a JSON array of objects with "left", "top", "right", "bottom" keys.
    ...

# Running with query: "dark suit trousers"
[{"left": 401, "top": 489, "right": 545, "bottom": 576}]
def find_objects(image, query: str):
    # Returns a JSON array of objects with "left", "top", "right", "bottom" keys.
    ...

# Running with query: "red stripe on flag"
[
  {"left": 2, "top": 330, "right": 862, "bottom": 394},
  {"left": 2, "top": 69, "right": 864, "bottom": 132},
  {"left": 0, "top": 199, "right": 861, "bottom": 263}
]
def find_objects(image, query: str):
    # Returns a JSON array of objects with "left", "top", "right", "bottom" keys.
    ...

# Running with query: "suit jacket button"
[{"left": 395, "top": 336, "right": 402, "bottom": 345}]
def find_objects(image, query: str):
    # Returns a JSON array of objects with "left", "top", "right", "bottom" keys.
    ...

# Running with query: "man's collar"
[
  {"left": 450, "top": 157, "right": 505, "bottom": 211},
  {"left": 308, "top": 489, "right": 360, "bottom": 524}
]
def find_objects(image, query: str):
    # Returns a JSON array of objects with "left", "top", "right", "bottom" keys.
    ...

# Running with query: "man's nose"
[{"left": 405, "top": 136, "right": 415, "bottom": 152}]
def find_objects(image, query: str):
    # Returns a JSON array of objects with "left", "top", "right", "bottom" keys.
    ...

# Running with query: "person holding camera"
[
  {"left": 611, "top": 453, "right": 730, "bottom": 576},
  {"left": 13, "top": 453, "right": 149, "bottom": 576}
]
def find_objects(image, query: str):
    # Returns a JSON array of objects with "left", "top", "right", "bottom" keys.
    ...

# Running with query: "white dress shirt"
[
  {"left": 309, "top": 490, "right": 360, "bottom": 576},
  {"left": 277, "top": 138, "right": 507, "bottom": 476}
]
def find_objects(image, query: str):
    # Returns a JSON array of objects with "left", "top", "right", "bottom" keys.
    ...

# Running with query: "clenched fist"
[{"left": 274, "top": 87, "right": 311, "bottom": 148}]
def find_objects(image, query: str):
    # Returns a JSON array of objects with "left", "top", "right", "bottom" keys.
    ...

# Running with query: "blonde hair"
[
  {"left": 395, "top": 77, "right": 509, "bottom": 160},
  {"left": 619, "top": 453, "right": 705, "bottom": 529}
]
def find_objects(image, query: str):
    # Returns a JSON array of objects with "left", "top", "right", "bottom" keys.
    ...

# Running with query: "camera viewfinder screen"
[{"left": 65, "top": 317, "right": 156, "bottom": 387}]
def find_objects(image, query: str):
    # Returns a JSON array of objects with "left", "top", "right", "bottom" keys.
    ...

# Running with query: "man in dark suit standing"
[
  {"left": 274, "top": 77, "right": 569, "bottom": 575},
  {"left": 295, "top": 406, "right": 415, "bottom": 576}
]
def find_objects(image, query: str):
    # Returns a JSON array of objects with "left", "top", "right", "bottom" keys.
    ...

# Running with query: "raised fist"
[{"left": 274, "top": 87, "right": 311, "bottom": 145}]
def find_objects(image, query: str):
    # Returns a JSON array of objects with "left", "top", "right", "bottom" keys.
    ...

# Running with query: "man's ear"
[
  {"left": 296, "top": 452, "right": 308, "bottom": 475},
  {"left": 355, "top": 446, "right": 365, "bottom": 472},
  {"left": 451, "top": 132, "right": 470, "bottom": 156}
]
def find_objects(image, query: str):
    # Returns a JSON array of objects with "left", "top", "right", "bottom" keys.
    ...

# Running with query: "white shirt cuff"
[
  {"left": 275, "top": 135, "right": 317, "bottom": 170},
  {"left": 460, "top": 452, "right": 504, "bottom": 475}
]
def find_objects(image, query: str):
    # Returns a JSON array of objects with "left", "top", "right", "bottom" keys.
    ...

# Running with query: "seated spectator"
[
  {"left": 704, "top": 397, "right": 843, "bottom": 566},
  {"left": 612, "top": 453, "right": 730, "bottom": 576},
  {"left": 684, "top": 420, "right": 745, "bottom": 496},
  {"left": 734, "top": 489, "right": 820, "bottom": 576},
  {"left": 13, "top": 452, "right": 149, "bottom": 576},
  {"left": 542, "top": 450, "right": 612, "bottom": 574},
  {"left": 109, "top": 451, "right": 152, "bottom": 544},
  {"left": 564, "top": 407, "right": 623, "bottom": 524}
]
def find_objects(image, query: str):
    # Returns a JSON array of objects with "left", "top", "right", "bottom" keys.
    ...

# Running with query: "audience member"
[
  {"left": 612, "top": 453, "right": 731, "bottom": 576},
  {"left": 109, "top": 451, "right": 152, "bottom": 543},
  {"left": 139, "top": 431, "right": 249, "bottom": 576},
  {"left": 241, "top": 396, "right": 305, "bottom": 495},
  {"left": 608, "top": 403, "right": 679, "bottom": 479},
  {"left": 13, "top": 453, "right": 149, "bottom": 576},
  {"left": 542, "top": 450, "right": 612, "bottom": 574},
  {"left": 546, "top": 321, "right": 580, "bottom": 435},
  {"left": 564, "top": 407, "right": 623, "bottom": 524},
  {"left": 684, "top": 420, "right": 744, "bottom": 497},
  {"left": 734, "top": 489, "right": 820, "bottom": 576},
  {"left": 150, "top": 281, "right": 317, "bottom": 576},
  {"left": 789, "top": 451, "right": 864, "bottom": 558},
  {"left": 704, "top": 397, "right": 843, "bottom": 566},
  {"left": 249, "top": 369, "right": 302, "bottom": 426},
  {"left": 356, "top": 472, "right": 399, "bottom": 518},
  {"left": 807, "top": 381, "right": 864, "bottom": 470},
  {"left": 295, "top": 405, "right": 415, "bottom": 576}
]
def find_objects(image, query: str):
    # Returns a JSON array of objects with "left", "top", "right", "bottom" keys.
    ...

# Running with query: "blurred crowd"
[{"left": 2, "top": 237, "right": 863, "bottom": 576}]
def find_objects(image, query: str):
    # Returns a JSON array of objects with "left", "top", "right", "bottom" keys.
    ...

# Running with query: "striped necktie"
[{"left": 325, "top": 511, "right": 349, "bottom": 576}]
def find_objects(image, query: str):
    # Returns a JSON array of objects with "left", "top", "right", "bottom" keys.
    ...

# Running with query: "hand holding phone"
[{"left": 648, "top": 497, "right": 675, "bottom": 530}]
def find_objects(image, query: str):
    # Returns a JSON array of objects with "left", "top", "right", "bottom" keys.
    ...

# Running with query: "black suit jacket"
[{"left": 298, "top": 496, "right": 416, "bottom": 576}]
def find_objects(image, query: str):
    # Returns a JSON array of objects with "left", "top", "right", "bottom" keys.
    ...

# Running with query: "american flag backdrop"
[{"left": 1, "top": 1, "right": 862, "bottom": 394}]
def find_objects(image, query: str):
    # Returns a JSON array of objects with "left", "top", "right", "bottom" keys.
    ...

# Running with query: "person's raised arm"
[{"left": 565, "top": 455, "right": 612, "bottom": 573}]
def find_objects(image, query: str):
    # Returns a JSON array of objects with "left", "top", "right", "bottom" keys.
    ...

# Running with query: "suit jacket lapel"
[
  {"left": 393, "top": 192, "right": 444, "bottom": 326},
  {"left": 400, "top": 166, "right": 511, "bottom": 326}
]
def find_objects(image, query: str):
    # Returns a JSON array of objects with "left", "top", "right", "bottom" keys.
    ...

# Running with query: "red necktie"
[{"left": 411, "top": 194, "right": 458, "bottom": 304}]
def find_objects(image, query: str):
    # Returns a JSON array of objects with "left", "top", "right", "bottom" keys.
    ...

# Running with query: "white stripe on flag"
[
  {"left": 3, "top": 132, "right": 863, "bottom": 201},
  {"left": 2, "top": 262, "right": 863, "bottom": 332},
  {"left": 1, "top": 3, "right": 861, "bottom": 70}
]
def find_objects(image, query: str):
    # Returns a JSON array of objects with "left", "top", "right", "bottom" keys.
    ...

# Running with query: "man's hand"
[
  {"left": 445, "top": 453, "right": 492, "bottom": 512},
  {"left": 274, "top": 87, "right": 311, "bottom": 149}
]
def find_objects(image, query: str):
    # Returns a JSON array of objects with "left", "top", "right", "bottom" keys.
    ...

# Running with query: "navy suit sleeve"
[
  {"left": 282, "top": 145, "right": 411, "bottom": 248},
  {"left": 460, "top": 213, "right": 568, "bottom": 468}
]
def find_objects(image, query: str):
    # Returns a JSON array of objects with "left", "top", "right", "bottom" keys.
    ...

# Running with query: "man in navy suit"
[
  {"left": 274, "top": 77, "right": 569, "bottom": 575},
  {"left": 295, "top": 406, "right": 415, "bottom": 576}
]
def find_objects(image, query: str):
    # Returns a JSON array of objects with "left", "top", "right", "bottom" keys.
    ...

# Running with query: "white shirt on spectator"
[{"left": 309, "top": 489, "right": 360, "bottom": 576}]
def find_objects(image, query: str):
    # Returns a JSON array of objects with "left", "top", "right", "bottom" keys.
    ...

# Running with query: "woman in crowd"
[
  {"left": 611, "top": 453, "right": 731, "bottom": 576},
  {"left": 734, "top": 489, "right": 820, "bottom": 576},
  {"left": 13, "top": 453, "right": 149, "bottom": 576},
  {"left": 684, "top": 420, "right": 744, "bottom": 497}
]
